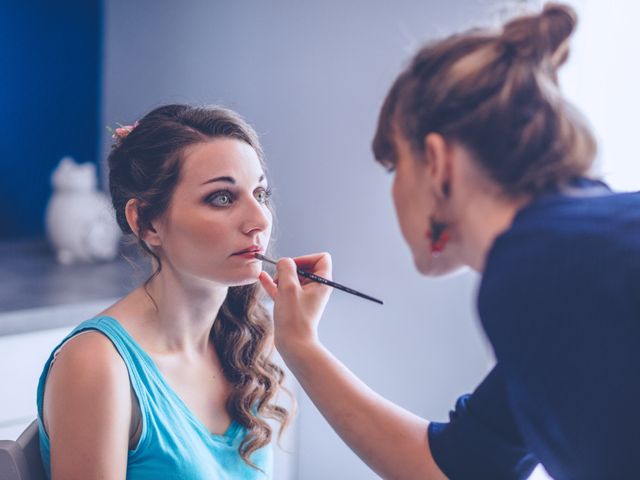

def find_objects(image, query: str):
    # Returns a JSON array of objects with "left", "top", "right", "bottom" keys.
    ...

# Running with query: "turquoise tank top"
[{"left": 36, "top": 316, "right": 273, "bottom": 479}]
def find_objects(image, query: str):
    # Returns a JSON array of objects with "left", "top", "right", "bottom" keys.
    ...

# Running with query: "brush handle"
[
  {"left": 255, "top": 253, "right": 383, "bottom": 305},
  {"left": 295, "top": 269, "right": 384, "bottom": 305}
]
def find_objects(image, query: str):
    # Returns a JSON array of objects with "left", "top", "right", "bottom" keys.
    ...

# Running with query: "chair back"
[{"left": 0, "top": 420, "right": 46, "bottom": 480}]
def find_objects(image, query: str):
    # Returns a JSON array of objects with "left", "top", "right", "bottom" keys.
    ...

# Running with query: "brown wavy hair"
[
  {"left": 373, "top": 2, "right": 597, "bottom": 197},
  {"left": 108, "top": 104, "right": 292, "bottom": 468}
]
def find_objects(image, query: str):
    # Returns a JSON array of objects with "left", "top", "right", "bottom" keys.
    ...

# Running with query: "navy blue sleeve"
[{"left": 428, "top": 366, "right": 538, "bottom": 480}]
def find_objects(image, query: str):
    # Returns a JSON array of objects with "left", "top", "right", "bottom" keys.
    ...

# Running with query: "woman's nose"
[{"left": 241, "top": 196, "right": 271, "bottom": 235}]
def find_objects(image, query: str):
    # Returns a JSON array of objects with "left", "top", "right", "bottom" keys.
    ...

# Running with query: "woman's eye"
[
  {"left": 255, "top": 187, "right": 272, "bottom": 204},
  {"left": 207, "top": 191, "right": 234, "bottom": 207}
]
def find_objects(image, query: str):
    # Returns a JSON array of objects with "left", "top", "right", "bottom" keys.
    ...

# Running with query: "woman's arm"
[
  {"left": 43, "top": 331, "right": 132, "bottom": 480},
  {"left": 259, "top": 255, "right": 446, "bottom": 480}
]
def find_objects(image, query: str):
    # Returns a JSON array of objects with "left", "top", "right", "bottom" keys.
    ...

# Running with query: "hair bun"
[{"left": 502, "top": 2, "right": 577, "bottom": 67}]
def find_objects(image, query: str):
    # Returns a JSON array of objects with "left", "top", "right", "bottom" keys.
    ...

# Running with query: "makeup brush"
[{"left": 255, "top": 253, "right": 383, "bottom": 305}]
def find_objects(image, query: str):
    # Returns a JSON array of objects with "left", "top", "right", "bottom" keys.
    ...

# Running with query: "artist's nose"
[{"left": 241, "top": 196, "right": 271, "bottom": 236}]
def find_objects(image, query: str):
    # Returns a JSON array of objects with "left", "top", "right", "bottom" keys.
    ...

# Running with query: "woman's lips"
[
  {"left": 232, "top": 247, "right": 263, "bottom": 258},
  {"left": 234, "top": 251, "right": 261, "bottom": 259}
]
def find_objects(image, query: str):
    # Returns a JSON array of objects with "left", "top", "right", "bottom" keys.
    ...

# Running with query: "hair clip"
[{"left": 107, "top": 121, "right": 139, "bottom": 143}]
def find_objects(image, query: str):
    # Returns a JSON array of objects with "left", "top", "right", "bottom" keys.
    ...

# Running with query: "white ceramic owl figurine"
[{"left": 45, "top": 157, "right": 122, "bottom": 264}]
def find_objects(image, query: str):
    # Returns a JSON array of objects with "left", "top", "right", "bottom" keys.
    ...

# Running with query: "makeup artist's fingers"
[
  {"left": 258, "top": 271, "right": 277, "bottom": 299},
  {"left": 291, "top": 252, "right": 332, "bottom": 281},
  {"left": 267, "top": 254, "right": 333, "bottom": 351},
  {"left": 275, "top": 258, "right": 302, "bottom": 290}
]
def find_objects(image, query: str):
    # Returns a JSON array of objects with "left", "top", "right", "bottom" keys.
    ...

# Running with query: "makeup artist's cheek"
[{"left": 393, "top": 177, "right": 411, "bottom": 226}]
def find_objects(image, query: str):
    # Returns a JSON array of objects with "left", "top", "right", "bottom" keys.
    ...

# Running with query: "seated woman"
[{"left": 36, "top": 104, "right": 291, "bottom": 479}]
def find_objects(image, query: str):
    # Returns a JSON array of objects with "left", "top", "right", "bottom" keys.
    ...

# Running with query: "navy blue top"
[{"left": 428, "top": 178, "right": 640, "bottom": 479}]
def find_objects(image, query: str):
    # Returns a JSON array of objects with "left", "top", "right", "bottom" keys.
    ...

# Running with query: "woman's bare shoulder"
[
  {"left": 43, "top": 331, "right": 132, "bottom": 432},
  {"left": 51, "top": 329, "right": 125, "bottom": 372},
  {"left": 43, "top": 330, "right": 133, "bottom": 477}
]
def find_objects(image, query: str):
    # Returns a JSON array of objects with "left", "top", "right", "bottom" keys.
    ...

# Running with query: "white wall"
[
  {"left": 558, "top": 0, "right": 640, "bottom": 192},
  {"left": 101, "top": 2, "right": 504, "bottom": 478}
]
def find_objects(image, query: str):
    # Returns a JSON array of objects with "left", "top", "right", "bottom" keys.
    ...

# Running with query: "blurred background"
[{"left": 0, "top": 1, "right": 638, "bottom": 479}]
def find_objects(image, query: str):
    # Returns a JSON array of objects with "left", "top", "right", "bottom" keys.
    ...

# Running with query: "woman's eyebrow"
[
  {"left": 201, "top": 174, "right": 265, "bottom": 186},
  {"left": 201, "top": 176, "right": 235, "bottom": 185}
]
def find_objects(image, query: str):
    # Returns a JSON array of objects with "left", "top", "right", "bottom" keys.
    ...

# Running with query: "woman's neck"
[{"left": 137, "top": 267, "right": 229, "bottom": 356}]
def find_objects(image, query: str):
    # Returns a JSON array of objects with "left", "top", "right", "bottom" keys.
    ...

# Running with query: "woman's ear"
[
  {"left": 124, "top": 198, "right": 161, "bottom": 247},
  {"left": 424, "top": 133, "right": 452, "bottom": 199}
]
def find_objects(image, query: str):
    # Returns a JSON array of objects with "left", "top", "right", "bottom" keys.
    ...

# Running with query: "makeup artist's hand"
[
  {"left": 259, "top": 253, "right": 445, "bottom": 480},
  {"left": 258, "top": 253, "right": 333, "bottom": 354}
]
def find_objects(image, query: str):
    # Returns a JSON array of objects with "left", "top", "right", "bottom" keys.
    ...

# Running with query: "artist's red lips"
[{"left": 232, "top": 245, "right": 263, "bottom": 256}]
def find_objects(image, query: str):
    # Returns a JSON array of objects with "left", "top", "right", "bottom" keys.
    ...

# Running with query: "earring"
[{"left": 427, "top": 219, "right": 450, "bottom": 256}]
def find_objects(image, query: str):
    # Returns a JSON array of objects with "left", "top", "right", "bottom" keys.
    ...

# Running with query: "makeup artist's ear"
[
  {"left": 124, "top": 198, "right": 162, "bottom": 247},
  {"left": 423, "top": 133, "right": 453, "bottom": 199}
]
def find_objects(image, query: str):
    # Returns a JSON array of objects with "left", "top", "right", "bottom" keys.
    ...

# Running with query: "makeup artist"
[{"left": 258, "top": 3, "right": 640, "bottom": 480}]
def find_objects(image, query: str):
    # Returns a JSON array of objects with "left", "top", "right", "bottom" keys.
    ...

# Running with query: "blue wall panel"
[{"left": 0, "top": 1, "right": 102, "bottom": 239}]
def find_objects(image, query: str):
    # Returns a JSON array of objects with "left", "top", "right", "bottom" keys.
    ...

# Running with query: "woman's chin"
[
  {"left": 231, "top": 277, "right": 260, "bottom": 287},
  {"left": 228, "top": 265, "right": 264, "bottom": 286}
]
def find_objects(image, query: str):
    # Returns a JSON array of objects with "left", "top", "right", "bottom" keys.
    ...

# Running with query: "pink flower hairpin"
[{"left": 107, "top": 121, "right": 139, "bottom": 143}]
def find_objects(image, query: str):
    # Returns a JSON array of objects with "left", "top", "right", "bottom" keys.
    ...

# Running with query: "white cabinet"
[
  {"left": 0, "top": 326, "right": 72, "bottom": 439},
  {"left": 0, "top": 300, "right": 115, "bottom": 440}
]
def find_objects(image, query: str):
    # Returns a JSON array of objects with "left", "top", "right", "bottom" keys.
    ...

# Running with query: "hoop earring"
[{"left": 427, "top": 219, "right": 450, "bottom": 256}]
